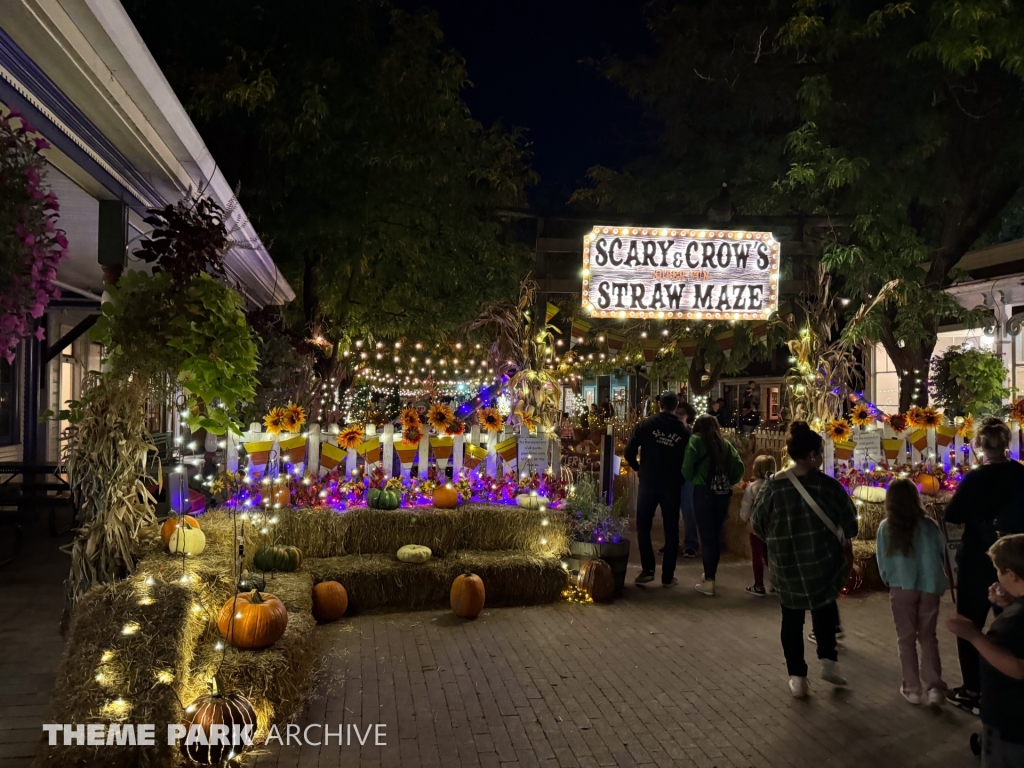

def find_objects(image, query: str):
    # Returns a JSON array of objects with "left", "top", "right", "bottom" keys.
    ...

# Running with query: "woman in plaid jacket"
[{"left": 751, "top": 421, "right": 858, "bottom": 698}]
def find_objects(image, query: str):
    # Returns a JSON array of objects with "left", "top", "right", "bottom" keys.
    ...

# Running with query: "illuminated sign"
[{"left": 581, "top": 226, "right": 780, "bottom": 320}]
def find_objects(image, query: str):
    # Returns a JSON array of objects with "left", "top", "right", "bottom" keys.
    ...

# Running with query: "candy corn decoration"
[
  {"left": 356, "top": 436, "right": 381, "bottom": 469},
  {"left": 319, "top": 442, "right": 345, "bottom": 476},
  {"left": 463, "top": 443, "right": 489, "bottom": 471},
  {"left": 279, "top": 434, "right": 307, "bottom": 473},
  {"left": 430, "top": 436, "right": 454, "bottom": 471},
  {"left": 935, "top": 425, "right": 955, "bottom": 448},
  {"left": 833, "top": 440, "right": 855, "bottom": 461},
  {"left": 883, "top": 438, "right": 903, "bottom": 462},
  {"left": 496, "top": 435, "right": 518, "bottom": 472},
  {"left": 910, "top": 428, "right": 929, "bottom": 452},
  {"left": 395, "top": 440, "right": 420, "bottom": 477},
  {"left": 244, "top": 438, "right": 276, "bottom": 477}
]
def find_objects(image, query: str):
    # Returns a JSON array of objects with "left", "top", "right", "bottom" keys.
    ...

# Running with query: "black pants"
[
  {"left": 781, "top": 601, "right": 839, "bottom": 677},
  {"left": 956, "top": 556, "right": 999, "bottom": 694},
  {"left": 636, "top": 483, "right": 682, "bottom": 583},
  {"left": 693, "top": 485, "right": 731, "bottom": 581}
]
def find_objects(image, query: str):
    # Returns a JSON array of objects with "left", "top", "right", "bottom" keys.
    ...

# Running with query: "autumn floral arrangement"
[
  {"left": 263, "top": 403, "right": 307, "bottom": 435},
  {"left": 0, "top": 108, "right": 68, "bottom": 362}
]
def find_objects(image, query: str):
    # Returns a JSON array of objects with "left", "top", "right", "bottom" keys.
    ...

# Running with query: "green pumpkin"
[
  {"left": 368, "top": 488, "right": 402, "bottom": 510},
  {"left": 253, "top": 544, "right": 303, "bottom": 572}
]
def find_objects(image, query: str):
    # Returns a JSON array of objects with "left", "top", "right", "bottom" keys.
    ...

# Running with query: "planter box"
[{"left": 566, "top": 539, "right": 631, "bottom": 595}]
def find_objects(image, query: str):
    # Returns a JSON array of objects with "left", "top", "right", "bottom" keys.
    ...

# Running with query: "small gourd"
[
  {"left": 160, "top": 515, "right": 200, "bottom": 546},
  {"left": 853, "top": 485, "right": 886, "bottom": 503},
  {"left": 916, "top": 473, "right": 941, "bottom": 496},
  {"left": 397, "top": 544, "right": 432, "bottom": 563},
  {"left": 253, "top": 544, "right": 303, "bottom": 572},
  {"left": 516, "top": 494, "right": 549, "bottom": 510},
  {"left": 368, "top": 488, "right": 402, "bottom": 510}
]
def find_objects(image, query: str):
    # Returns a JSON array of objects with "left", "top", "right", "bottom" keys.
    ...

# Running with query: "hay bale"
[
  {"left": 458, "top": 504, "right": 570, "bottom": 555},
  {"left": 721, "top": 488, "right": 752, "bottom": 558},
  {"left": 306, "top": 551, "right": 568, "bottom": 612},
  {"left": 344, "top": 507, "right": 465, "bottom": 556},
  {"left": 855, "top": 500, "right": 886, "bottom": 540},
  {"left": 273, "top": 506, "right": 348, "bottom": 558},
  {"left": 853, "top": 539, "right": 886, "bottom": 591}
]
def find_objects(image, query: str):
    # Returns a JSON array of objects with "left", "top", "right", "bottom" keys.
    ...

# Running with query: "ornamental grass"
[{"left": 855, "top": 500, "right": 886, "bottom": 541}]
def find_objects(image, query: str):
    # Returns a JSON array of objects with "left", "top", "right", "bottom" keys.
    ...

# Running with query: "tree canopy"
[
  {"left": 576, "top": 0, "right": 1024, "bottom": 410},
  {"left": 124, "top": 0, "right": 537, "bottom": 408}
]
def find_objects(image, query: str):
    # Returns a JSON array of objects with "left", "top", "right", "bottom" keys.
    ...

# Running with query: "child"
[
  {"left": 740, "top": 455, "right": 775, "bottom": 596},
  {"left": 948, "top": 534, "right": 1024, "bottom": 766},
  {"left": 876, "top": 479, "right": 948, "bottom": 706}
]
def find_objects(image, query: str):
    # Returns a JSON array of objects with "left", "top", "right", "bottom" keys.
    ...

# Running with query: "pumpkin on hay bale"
[
  {"left": 180, "top": 676, "right": 257, "bottom": 765},
  {"left": 217, "top": 590, "right": 289, "bottom": 650},
  {"left": 253, "top": 544, "right": 303, "bottom": 572},
  {"left": 161, "top": 515, "right": 200, "bottom": 546}
]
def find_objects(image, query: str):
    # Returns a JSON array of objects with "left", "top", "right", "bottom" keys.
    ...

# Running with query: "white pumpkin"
[
  {"left": 516, "top": 494, "right": 549, "bottom": 510},
  {"left": 853, "top": 485, "right": 886, "bottom": 503},
  {"left": 397, "top": 544, "right": 432, "bottom": 563},
  {"left": 168, "top": 526, "right": 206, "bottom": 556}
]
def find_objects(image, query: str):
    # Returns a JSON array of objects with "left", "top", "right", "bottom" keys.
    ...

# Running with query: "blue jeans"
[{"left": 680, "top": 482, "right": 698, "bottom": 552}]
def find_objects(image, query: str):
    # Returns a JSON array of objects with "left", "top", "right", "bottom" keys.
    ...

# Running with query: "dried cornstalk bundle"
[{"left": 63, "top": 374, "right": 159, "bottom": 605}]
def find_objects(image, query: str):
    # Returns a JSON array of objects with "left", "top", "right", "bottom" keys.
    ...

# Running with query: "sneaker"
[
  {"left": 946, "top": 686, "right": 981, "bottom": 715},
  {"left": 900, "top": 685, "right": 921, "bottom": 705},
  {"left": 662, "top": 578, "right": 678, "bottom": 588},
  {"left": 808, "top": 630, "right": 844, "bottom": 645},
  {"left": 657, "top": 546, "right": 665, "bottom": 555},
  {"left": 821, "top": 659, "right": 848, "bottom": 686},
  {"left": 836, "top": 627, "right": 845, "bottom": 640},
  {"left": 695, "top": 580, "right": 715, "bottom": 596},
  {"left": 745, "top": 585, "right": 767, "bottom": 597},
  {"left": 634, "top": 571, "right": 655, "bottom": 586},
  {"left": 789, "top": 676, "right": 809, "bottom": 699},
  {"left": 681, "top": 549, "right": 698, "bottom": 559},
  {"left": 927, "top": 688, "right": 946, "bottom": 707}
]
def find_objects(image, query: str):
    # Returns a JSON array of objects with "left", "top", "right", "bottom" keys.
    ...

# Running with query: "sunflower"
[
  {"left": 427, "top": 403, "right": 455, "bottom": 432},
  {"left": 263, "top": 407, "right": 288, "bottom": 435},
  {"left": 445, "top": 419, "right": 466, "bottom": 437},
  {"left": 401, "top": 408, "right": 421, "bottom": 431},
  {"left": 515, "top": 409, "right": 537, "bottom": 432},
  {"left": 1010, "top": 398, "right": 1024, "bottom": 425},
  {"left": 284, "top": 403, "right": 307, "bottom": 432},
  {"left": 338, "top": 424, "right": 365, "bottom": 450},
  {"left": 824, "top": 418, "right": 852, "bottom": 443},
  {"left": 888, "top": 413, "right": 908, "bottom": 434},
  {"left": 956, "top": 414, "right": 974, "bottom": 439},
  {"left": 478, "top": 407, "right": 503, "bottom": 433},
  {"left": 403, "top": 425, "right": 423, "bottom": 444},
  {"left": 921, "top": 407, "right": 944, "bottom": 428},
  {"left": 849, "top": 404, "right": 873, "bottom": 429},
  {"left": 906, "top": 407, "right": 927, "bottom": 428}
]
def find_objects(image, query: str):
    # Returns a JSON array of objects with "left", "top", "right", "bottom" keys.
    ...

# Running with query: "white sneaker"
[
  {"left": 900, "top": 684, "right": 921, "bottom": 705},
  {"left": 694, "top": 580, "right": 715, "bottom": 596},
  {"left": 789, "top": 676, "right": 809, "bottom": 698},
  {"left": 927, "top": 688, "right": 946, "bottom": 707},
  {"left": 821, "top": 659, "right": 848, "bottom": 686}
]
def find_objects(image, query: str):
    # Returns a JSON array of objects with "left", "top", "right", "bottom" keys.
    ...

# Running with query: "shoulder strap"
[{"left": 780, "top": 469, "right": 845, "bottom": 544}]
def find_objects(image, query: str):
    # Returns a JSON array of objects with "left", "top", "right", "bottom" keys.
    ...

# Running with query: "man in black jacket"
[{"left": 625, "top": 391, "right": 692, "bottom": 586}]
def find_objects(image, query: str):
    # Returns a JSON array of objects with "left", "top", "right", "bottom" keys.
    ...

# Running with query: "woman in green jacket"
[{"left": 682, "top": 415, "right": 746, "bottom": 596}]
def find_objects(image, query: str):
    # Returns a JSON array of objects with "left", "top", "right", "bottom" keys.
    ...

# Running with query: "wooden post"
[
  {"left": 486, "top": 429, "right": 497, "bottom": 477},
  {"left": 225, "top": 430, "right": 239, "bottom": 473},
  {"left": 307, "top": 424, "right": 321, "bottom": 476},
  {"left": 823, "top": 435, "right": 835, "bottom": 478},
  {"left": 926, "top": 427, "right": 937, "bottom": 468},
  {"left": 382, "top": 423, "right": 394, "bottom": 478},
  {"left": 453, "top": 432, "right": 464, "bottom": 477},
  {"left": 1011, "top": 422, "right": 1021, "bottom": 461},
  {"left": 418, "top": 432, "right": 430, "bottom": 479}
]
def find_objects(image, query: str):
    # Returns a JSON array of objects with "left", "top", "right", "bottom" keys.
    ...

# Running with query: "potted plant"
[{"left": 564, "top": 477, "right": 631, "bottom": 594}]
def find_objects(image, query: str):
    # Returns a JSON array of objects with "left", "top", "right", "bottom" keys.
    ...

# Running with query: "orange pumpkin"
[
  {"left": 450, "top": 571, "right": 485, "bottom": 618},
  {"left": 272, "top": 485, "right": 291, "bottom": 506},
  {"left": 312, "top": 581, "right": 348, "bottom": 623},
  {"left": 916, "top": 473, "right": 941, "bottom": 496},
  {"left": 180, "top": 676, "right": 256, "bottom": 765},
  {"left": 160, "top": 515, "right": 199, "bottom": 546},
  {"left": 578, "top": 559, "right": 614, "bottom": 602},
  {"left": 217, "top": 590, "right": 288, "bottom": 650},
  {"left": 432, "top": 485, "right": 459, "bottom": 509}
]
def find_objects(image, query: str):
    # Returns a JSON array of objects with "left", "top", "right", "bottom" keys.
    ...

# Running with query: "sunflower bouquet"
[
  {"left": 444, "top": 419, "right": 466, "bottom": 437},
  {"left": 956, "top": 414, "right": 974, "bottom": 439},
  {"left": 263, "top": 406, "right": 288, "bottom": 435},
  {"left": 1010, "top": 398, "right": 1024, "bottom": 425},
  {"left": 478, "top": 407, "right": 503, "bottom": 433},
  {"left": 401, "top": 407, "right": 422, "bottom": 432},
  {"left": 427, "top": 402, "right": 455, "bottom": 432},
  {"left": 921, "top": 407, "right": 944, "bottom": 428},
  {"left": 824, "top": 418, "right": 853, "bottom": 443},
  {"left": 887, "top": 413, "right": 908, "bottom": 435},
  {"left": 849, "top": 403, "right": 875, "bottom": 429},
  {"left": 906, "top": 407, "right": 927, "bottom": 429},
  {"left": 338, "top": 424, "right": 365, "bottom": 450}
]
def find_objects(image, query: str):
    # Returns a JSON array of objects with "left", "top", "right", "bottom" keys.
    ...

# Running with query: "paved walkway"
[{"left": 248, "top": 556, "right": 979, "bottom": 768}]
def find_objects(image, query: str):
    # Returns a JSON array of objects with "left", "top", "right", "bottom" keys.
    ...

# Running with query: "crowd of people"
[{"left": 624, "top": 393, "right": 1024, "bottom": 766}]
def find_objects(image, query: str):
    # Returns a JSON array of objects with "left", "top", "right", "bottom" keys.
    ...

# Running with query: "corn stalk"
[{"left": 62, "top": 374, "right": 159, "bottom": 606}]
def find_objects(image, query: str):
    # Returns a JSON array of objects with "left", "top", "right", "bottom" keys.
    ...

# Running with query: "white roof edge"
[{"left": 79, "top": 0, "right": 295, "bottom": 306}]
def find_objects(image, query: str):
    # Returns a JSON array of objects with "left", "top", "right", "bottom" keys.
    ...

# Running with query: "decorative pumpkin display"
[
  {"left": 516, "top": 493, "right": 549, "bottom": 510},
  {"left": 311, "top": 581, "right": 348, "bottom": 623},
  {"left": 160, "top": 515, "right": 199, "bottom": 546},
  {"left": 853, "top": 485, "right": 886, "bottom": 503},
  {"left": 180, "top": 676, "right": 257, "bottom": 765},
  {"left": 272, "top": 485, "right": 291, "bottom": 506},
  {"left": 168, "top": 526, "right": 206, "bottom": 556},
  {"left": 432, "top": 486, "right": 458, "bottom": 509},
  {"left": 841, "top": 562, "right": 864, "bottom": 595},
  {"left": 367, "top": 487, "right": 401, "bottom": 510},
  {"left": 915, "top": 473, "right": 941, "bottom": 496},
  {"left": 397, "top": 544, "right": 432, "bottom": 563},
  {"left": 217, "top": 590, "right": 288, "bottom": 650},
  {"left": 237, "top": 570, "right": 265, "bottom": 592},
  {"left": 450, "top": 571, "right": 485, "bottom": 618},
  {"left": 577, "top": 559, "right": 615, "bottom": 602},
  {"left": 253, "top": 544, "right": 303, "bottom": 572}
]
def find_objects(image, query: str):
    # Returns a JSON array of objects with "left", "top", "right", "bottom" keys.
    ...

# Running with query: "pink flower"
[
  {"left": 29, "top": 302, "right": 45, "bottom": 319},
  {"left": 34, "top": 138, "right": 50, "bottom": 151},
  {"left": 34, "top": 326, "right": 45, "bottom": 342}
]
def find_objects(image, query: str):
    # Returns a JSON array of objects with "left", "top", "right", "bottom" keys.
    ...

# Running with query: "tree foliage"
[
  {"left": 930, "top": 344, "right": 1009, "bottom": 417},
  {"left": 576, "top": 0, "right": 1024, "bottom": 410}
]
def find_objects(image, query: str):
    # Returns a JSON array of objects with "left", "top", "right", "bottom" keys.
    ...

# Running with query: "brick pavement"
[{"left": 248, "top": 556, "right": 979, "bottom": 768}]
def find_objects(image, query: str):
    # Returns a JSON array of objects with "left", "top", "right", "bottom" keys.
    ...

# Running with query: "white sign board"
[
  {"left": 582, "top": 226, "right": 781, "bottom": 320},
  {"left": 517, "top": 434, "right": 551, "bottom": 475},
  {"left": 853, "top": 430, "right": 882, "bottom": 467}
]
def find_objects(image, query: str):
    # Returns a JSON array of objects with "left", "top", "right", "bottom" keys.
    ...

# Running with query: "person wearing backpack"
[
  {"left": 682, "top": 415, "right": 745, "bottom": 596},
  {"left": 750, "top": 421, "right": 859, "bottom": 698}
]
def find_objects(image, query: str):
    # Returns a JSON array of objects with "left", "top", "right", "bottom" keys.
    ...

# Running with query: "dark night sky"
[{"left": 394, "top": 0, "right": 652, "bottom": 210}]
